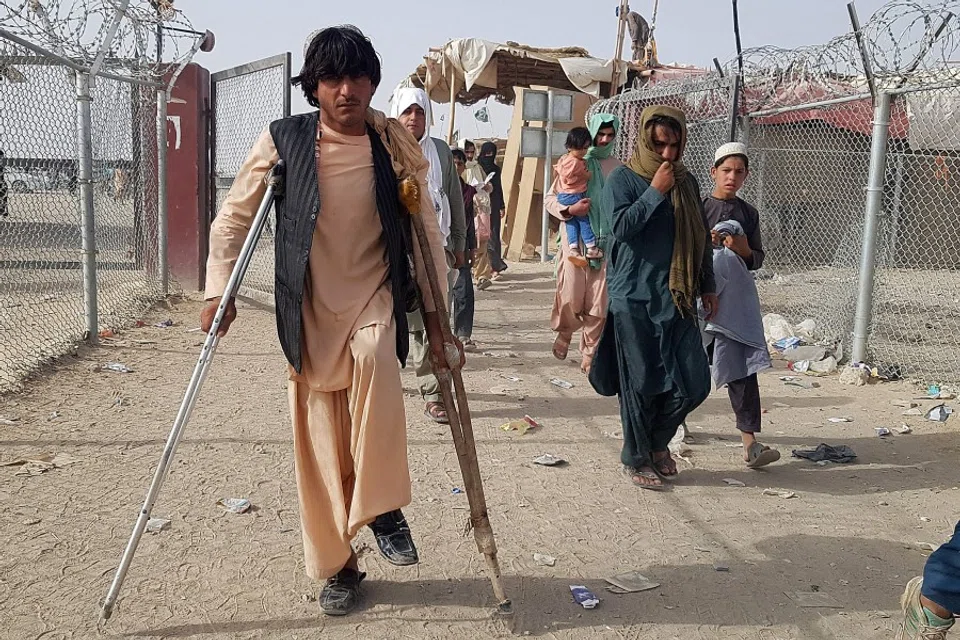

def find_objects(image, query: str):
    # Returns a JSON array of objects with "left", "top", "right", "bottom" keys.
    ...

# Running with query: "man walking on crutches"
[{"left": 201, "top": 25, "right": 455, "bottom": 616}]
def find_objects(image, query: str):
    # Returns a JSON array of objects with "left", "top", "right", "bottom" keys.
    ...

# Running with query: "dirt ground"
[{"left": 2, "top": 261, "right": 958, "bottom": 640}]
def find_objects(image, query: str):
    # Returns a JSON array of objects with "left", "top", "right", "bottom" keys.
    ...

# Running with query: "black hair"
[
  {"left": 463, "top": 140, "right": 475, "bottom": 151},
  {"left": 645, "top": 115, "right": 683, "bottom": 138},
  {"left": 451, "top": 148, "right": 467, "bottom": 163},
  {"left": 714, "top": 154, "right": 749, "bottom": 171},
  {"left": 292, "top": 25, "right": 382, "bottom": 109},
  {"left": 565, "top": 126, "right": 592, "bottom": 150}
]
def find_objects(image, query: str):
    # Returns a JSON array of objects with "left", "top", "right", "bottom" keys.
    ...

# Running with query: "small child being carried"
[{"left": 555, "top": 127, "right": 600, "bottom": 266}]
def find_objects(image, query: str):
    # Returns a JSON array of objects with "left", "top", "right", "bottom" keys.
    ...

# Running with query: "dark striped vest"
[{"left": 268, "top": 111, "right": 416, "bottom": 373}]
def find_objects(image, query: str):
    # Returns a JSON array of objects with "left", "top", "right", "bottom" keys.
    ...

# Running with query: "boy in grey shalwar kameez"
[{"left": 701, "top": 143, "right": 780, "bottom": 469}]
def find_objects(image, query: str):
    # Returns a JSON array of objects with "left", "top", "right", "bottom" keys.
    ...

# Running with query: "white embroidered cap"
[{"left": 714, "top": 142, "right": 748, "bottom": 164}]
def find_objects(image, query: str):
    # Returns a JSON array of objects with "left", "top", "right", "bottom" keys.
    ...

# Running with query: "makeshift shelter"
[
  {"left": 398, "top": 39, "right": 633, "bottom": 261},
  {"left": 402, "top": 38, "right": 629, "bottom": 142}
]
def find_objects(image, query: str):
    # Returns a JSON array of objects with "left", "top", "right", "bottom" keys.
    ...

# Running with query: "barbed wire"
[
  {"left": 0, "top": 0, "right": 203, "bottom": 81},
  {"left": 722, "top": 0, "right": 960, "bottom": 109}
]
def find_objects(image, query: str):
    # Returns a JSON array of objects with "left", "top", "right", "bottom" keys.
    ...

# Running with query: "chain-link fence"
[
  {"left": 210, "top": 54, "right": 291, "bottom": 305},
  {"left": 0, "top": 1, "right": 206, "bottom": 393},
  {"left": 591, "top": 0, "right": 960, "bottom": 384}
]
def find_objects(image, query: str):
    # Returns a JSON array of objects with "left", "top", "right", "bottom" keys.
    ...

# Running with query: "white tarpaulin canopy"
[
  {"left": 405, "top": 38, "right": 629, "bottom": 106},
  {"left": 906, "top": 92, "right": 960, "bottom": 151}
]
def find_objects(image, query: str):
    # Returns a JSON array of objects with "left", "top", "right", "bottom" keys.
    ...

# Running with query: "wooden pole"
[
  {"left": 611, "top": 0, "right": 628, "bottom": 97},
  {"left": 447, "top": 73, "right": 458, "bottom": 145}
]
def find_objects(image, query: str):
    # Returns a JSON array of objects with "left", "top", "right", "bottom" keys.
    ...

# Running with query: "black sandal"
[
  {"left": 368, "top": 509, "right": 419, "bottom": 566},
  {"left": 319, "top": 567, "right": 366, "bottom": 616}
]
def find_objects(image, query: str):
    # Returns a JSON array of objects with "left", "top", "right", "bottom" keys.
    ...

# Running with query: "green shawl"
[{"left": 556, "top": 113, "right": 620, "bottom": 270}]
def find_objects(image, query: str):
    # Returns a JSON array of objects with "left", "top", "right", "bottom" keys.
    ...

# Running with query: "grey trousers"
[{"left": 408, "top": 253, "right": 456, "bottom": 404}]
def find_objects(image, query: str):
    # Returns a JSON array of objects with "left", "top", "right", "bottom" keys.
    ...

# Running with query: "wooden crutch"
[{"left": 399, "top": 178, "right": 512, "bottom": 615}]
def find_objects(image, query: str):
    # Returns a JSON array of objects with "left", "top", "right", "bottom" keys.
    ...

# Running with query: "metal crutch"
[
  {"left": 400, "top": 178, "right": 512, "bottom": 615},
  {"left": 99, "top": 160, "right": 285, "bottom": 624}
]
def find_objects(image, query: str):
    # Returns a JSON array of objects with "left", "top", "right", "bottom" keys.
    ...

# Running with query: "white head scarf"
[{"left": 390, "top": 87, "right": 451, "bottom": 245}]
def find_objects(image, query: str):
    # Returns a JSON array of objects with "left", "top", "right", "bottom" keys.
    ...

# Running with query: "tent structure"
[{"left": 401, "top": 38, "right": 630, "bottom": 142}]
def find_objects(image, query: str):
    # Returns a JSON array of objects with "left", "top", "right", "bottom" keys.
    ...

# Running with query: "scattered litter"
[
  {"left": 773, "top": 336, "right": 802, "bottom": 352},
  {"left": 875, "top": 427, "right": 892, "bottom": 438},
  {"left": 533, "top": 553, "right": 557, "bottom": 567},
  {"left": 828, "top": 417, "right": 853, "bottom": 423},
  {"left": 790, "top": 360, "right": 811, "bottom": 373},
  {"left": 723, "top": 478, "right": 746, "bottom": 487},
  {"left": 604, "top": 430, "right": 624, "bottom": 440},
  {"left": 451, "top": 487, "right": 463, "bottom": 495},
  {"left": 1, "top": 452, "right": 82, "bottom": 476},
  {"left": 217, "top": 498, "right": 251, "bottom": 514},
  {"left": 916, "top": 542, "right": 938, "bottom": 552},
  {"left": 923, "top": 385, "right": 956, "bottom": 400},
  {"left": 155, "top": 319, "right": 174, "bottom": 328},
  {"left": 501, "top": 415, "right": 542, "bottom": 435},
  {"left": 669, "top": 439, "right": 693, "bottom": 457},
  {"left": 839, "top": 365, "right": 871, "bottom": 387},
  {"left": 764, "top": 314, "right": 797, "bottom": 344},
  {"left": 714, "top": 564, "right": 730, "bottom": 572},
  {"left": 926, "top": 404, "right": 953, "bottom": 422},
  {"left": 898, "top": 424, "right": 913, "bottom": 435},
  {"left": 533, "top": 454, "right": 567, "bottom": 467},
  {"left": 786, "top": 591, "right": 842, "bottom": 609},
  {"left": 810, "top": 356, "right": 838, "bottom": 375},
  {"left": 489, "top": 387, "right": 518, "bottom": 396},
  {"left": 500, "top": 374, "right": 522, "bottom": 383},
  {"left": 135, "top": 320, "right": 147, "bottom": 328},
  {"left": 100, "top": 362, "right": 134, "bottom": 374},
  {"left": 98, "top": 328, "right": 117, "bottom": 338},
  {"left": 47, "top": 411, "right": 60, "bottom": 421},
  {"left": 481, "top": 351, "right": 520, "bottom": 359},
  {"left": 795, "top": 318, "right": 818, "bottom": 342},
  {"left": 0, "top": 416, "right": 19, "bottom": 426},
  {"left": 921, "top": 517, "right": 932, "bottom": 523},
  {"left": 783, "top": 346, "right": 827, "bottom": 363},
  {"left": 570, "top": 585, "right": 600, "bottom": 609},
  {"left": 792, "top": 443, "right": 857, "bottom": 464},
  {"left": 763, "top": 489, "right": 798, "bottom": 499},
  {"left": 186, "top": 327, "right": 202, "bottom": 333},
  {"left": 895, "top": 400, "right": 919, "bottom": 409},
  {"left": 604, "top": 571, "right": 660, "bottom": 593},
  {"left": 146, "top": 517, "right": 171, "bottom": 533},
  {"left": 550, "top": 378, "right": 574, "bottom": 390},
  {"left": 781, "top": 377, "right": 820, "bottom": 389}
]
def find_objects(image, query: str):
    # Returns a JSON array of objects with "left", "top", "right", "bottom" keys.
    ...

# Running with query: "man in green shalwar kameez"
[{"left": 589, "top": 105, "right": 718, "bottom": 490}]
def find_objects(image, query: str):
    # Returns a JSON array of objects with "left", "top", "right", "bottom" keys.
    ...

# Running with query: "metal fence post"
[
  {"left": 157, "top": 88, "right": 169, "bottom": 294},
  {"left": 76, "top": 70, "right": 99, "bottom": 343},
  {"left": 541, "top": 88, "right": 554, "bottom": 263},
  {"left": 851, "top": 90, "right": 892, "bottom": 363}
]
